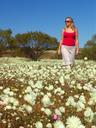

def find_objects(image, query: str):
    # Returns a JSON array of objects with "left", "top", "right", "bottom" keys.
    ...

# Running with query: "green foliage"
[
  {"left": 0, "top": 29, "right": 12, "bottom": 49},
  {"left": 0, "top": 29, "right": 58, "bottom": 60},
  {"left": 30, "top": 31, "right": 58, "bottom": 49},
  {"left": 82, "top": 34, "right": 96, "bottom": 60},
  {"left": 15, "top": 33, "right": 31, "bottom": 47}
]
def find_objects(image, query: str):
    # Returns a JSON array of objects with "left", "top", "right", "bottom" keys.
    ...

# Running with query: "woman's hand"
[
  {"left": 75, "top": 48, "right": 79, "bottom": 55},
  {"left": 57, "top": 48, "right": 61, "bottom": 55}
]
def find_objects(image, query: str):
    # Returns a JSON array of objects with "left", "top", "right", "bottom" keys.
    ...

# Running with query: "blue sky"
[{"left": 0, "top": 0, "right": 96, "bottom": 48}]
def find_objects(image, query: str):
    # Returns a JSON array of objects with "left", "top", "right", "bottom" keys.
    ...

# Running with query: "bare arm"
[
  {"left": 58, "top": 29, "right": 64, "bottom": 50},
  {"left": 75, "top": 28, "right": 79, "bottom": 54}
]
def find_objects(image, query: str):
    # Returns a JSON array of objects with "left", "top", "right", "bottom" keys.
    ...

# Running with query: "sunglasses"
[{"left": 65, "top": 20, "right": 71, "bottom": 23}]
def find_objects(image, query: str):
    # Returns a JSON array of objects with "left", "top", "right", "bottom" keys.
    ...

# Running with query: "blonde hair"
[{"left": 64, "top": 16, "right": 76, "bottom": 31}]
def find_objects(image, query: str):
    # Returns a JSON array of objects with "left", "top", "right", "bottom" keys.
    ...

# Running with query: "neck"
[{"left": 66, "top": 26, "right": 71, "bottom": 28}]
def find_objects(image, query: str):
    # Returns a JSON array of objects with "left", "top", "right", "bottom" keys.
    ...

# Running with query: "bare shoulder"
[
  {"left": 62, "top": 28, "right": 65, "bottom": 32},
  {"left": 63, "top": 28, "right": 66, "bottom": 32},
  {"left": 61, "top": 28, "right": 65, "bottom": 35},
  {"left": 74, "top": 28, "right": 78, "bottom": 37},
  {"left": 75, "top": 27, "right": 78, "bottom": 33}
]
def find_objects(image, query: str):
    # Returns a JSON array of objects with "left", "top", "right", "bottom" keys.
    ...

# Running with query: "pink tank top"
[{"left": 62, "top": 31, "right": 76, "bottom": 46}]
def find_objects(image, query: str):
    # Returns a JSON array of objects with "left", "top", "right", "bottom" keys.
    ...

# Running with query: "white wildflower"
[
  {"left": 41, "top": 95, "right": 51, "bottom": 107},
  {"left": 34, "top": 81, "right": 43, "bottom": 89},
  {"left": 71, "top": 80, "right": 75, "bottom": 85},
  {"left": 66, "top": 96, "right": 76, "bottom": 107},
  {"left": 54, "top": 87, "right": 62, "bottom": 94},
  {"left": 47, "top": 92, "right": 52, "bottom": 97},
  {"left": 84, "top": 57, "right": 88, "bottom": 61},
  {"left": 59, "top": 76, "right": 64, "bottom": 85},
  {"left": 77, "top": 83, "right": 82, "bottom": 90},
  {"left": 54, "top": 120, "right": 65, "bottom": 128},
  {"left": 0, "top": 86, "right": 3, "bottom": 90},
  {"left": 44, "top": 108, "right": 52, "bottom": 116},
  {"left": 66, "top": 116, "right": 85, "bottom": 128},
  {"left": 90, "top": 90, "right": 96, "bottom": 105},
  {"left": 74, "top": 95, "right": 79, "bottom": 99},
  {"left": 55, "top": 109, "right": 62, "bottom": 116},
  {"left": 79, "top": 95, "right": 86, "bottom": 103},
  {"left": 5, "top": 105, "right": 12, "bottom": 110},
  {"left": 23, "top": 104, "right": 32, "bottom": 113},
  {"left": 59, "top": 106, "right": 65, "bottom": 113},
  {"left": 35, "top": 121, "right": 43, "bottom": 128},
  {"left": 88, "top": 100, "right": 94, "bottom": 105},
  {"left": 84, "top": 107, "right": 94, "bottom": 122},
  {"left": 24, "top": 92, "right": 37, "bottom": 105},
  {"left": 25, "top": 86, "right": 32, "bottom": 93},
  {"left": 45, "top": 85, "right": 54, "bottom": 91},
  {"left": 55, "top": 81, "right": 59, "bottom": 84},
  {"left": 46, "top": 123, "right": 52, "bottom": 128},
  {"left": 76, "top": 101, "right": 85, "bottom": 112}
]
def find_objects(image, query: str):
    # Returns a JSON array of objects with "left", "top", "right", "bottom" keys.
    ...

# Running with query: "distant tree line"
[
  {"left": 77, "top": 35, "right": 96, "bottom": 60},
  {"left": 0, "top": 29, "right": 58, "bottom": 60}
]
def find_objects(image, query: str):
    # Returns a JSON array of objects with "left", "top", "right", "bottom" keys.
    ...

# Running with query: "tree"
[
  {"left": 83, "top": 34, "right": 96, "bottom": 60},
  {"left": 30, "top": 31, "right": 58, "bottom": 49},
  {"left": 15, "top": 33, "right": 31, "bottom": 47},
  {"left": 0, "top": 29, "right": 12, "bottom": 49}
]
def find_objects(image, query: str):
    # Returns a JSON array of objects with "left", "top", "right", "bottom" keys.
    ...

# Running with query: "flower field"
[{"left": 0, "top": 57, "right": 96, "bottom": 128}]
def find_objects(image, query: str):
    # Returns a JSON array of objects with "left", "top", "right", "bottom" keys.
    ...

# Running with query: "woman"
[{"left": 58, "top": 16, "right": 79, "bottom": 68}]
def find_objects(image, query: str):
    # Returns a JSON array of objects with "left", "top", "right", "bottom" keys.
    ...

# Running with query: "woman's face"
[{"left": 65, "top": 18, "right": 72, "bottom": 27}]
